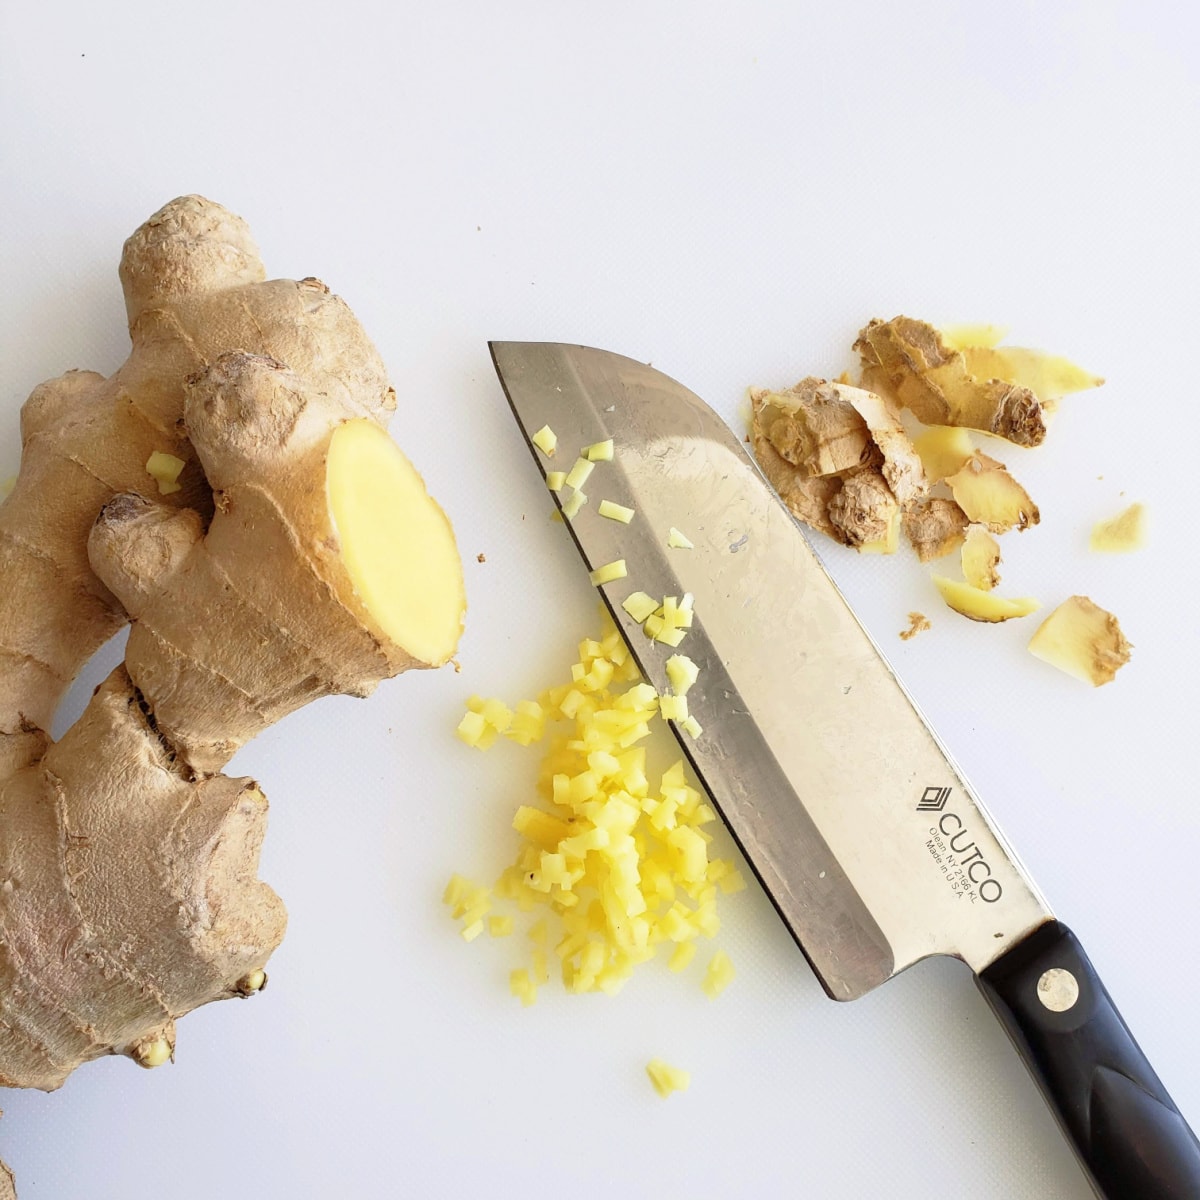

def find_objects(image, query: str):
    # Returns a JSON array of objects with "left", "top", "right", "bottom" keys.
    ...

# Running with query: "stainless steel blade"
[{"left": 491, "top": 341, "right": 1053, "bottom": 1001}]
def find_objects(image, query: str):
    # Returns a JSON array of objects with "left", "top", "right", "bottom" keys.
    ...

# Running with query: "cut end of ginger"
[
  {"left": 145, "top": 450, "right": 186, "bottom": 495},
  {"left": 667, "top": 527, "right": 694, "bottom": 549},
  {"left": 934, "top": 576, "right": 1040, "bottom": 623},
  {"left": 646, "top": 1059, "right": 691, "bottom": 1098},
  {"left": 1028, "top": 596, "right": 1131, "bottom": 686},
  {"left": 1090, "top": 502, "right": 1147, "bottom": 554},
  {"left": 327, "top": 418, "right": 465, "bottom": 666}
]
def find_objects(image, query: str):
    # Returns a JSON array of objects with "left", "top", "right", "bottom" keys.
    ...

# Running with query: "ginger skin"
[{"left": 0, "top": 192, "right": 464, "bottom": 1146}]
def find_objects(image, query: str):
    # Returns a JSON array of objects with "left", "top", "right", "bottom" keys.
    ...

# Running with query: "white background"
[{"left": 2, "top": 2, "right": 1198, "bottom": 1197}]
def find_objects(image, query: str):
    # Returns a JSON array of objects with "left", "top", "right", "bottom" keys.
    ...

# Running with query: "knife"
[{"left": 489, "top": 341, "right": 1200, "bottom": 1199}]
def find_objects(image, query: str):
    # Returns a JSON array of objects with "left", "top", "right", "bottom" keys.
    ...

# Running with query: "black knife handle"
[{"left": 977, "top": 920, "right": 1200, "bottom": 1198}]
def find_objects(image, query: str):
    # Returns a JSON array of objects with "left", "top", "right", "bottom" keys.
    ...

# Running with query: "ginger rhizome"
[{"left": 0, "top": 194, "right": 466, "bottom": 1176}]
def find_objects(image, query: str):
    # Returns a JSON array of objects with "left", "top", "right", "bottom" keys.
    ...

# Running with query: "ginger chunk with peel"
[
  {"left": 962, "top": 525, "right": 1001, "bottom": 591},
  {"left": 945, "top": 453, "right": 1039, "bottom": 532},
  {"left": 751, "top": 430, "right": 845, "bottom": 540},
  {"left": 903, "top": 499, "right": 969, "bottom": 562},
  {"left": 912, "top": 425, "right": 973, "bottom": 483},
  {"left": 328, "top": 419, "right": 465, "bottom": 667},
  {"left": 842, "top": 386, "right": 926, "bottom": 505},
  {"left": 856, "top": 316, "right": 1048, "bottom": 447},
  {"left": 934, "top": 576, "right": 1040, "bottom": 623},
  {"left": 1090, "top": 503, "right": 1147, "bottom": 553},
  {"left": 1028, "top": 596, "right": 1132, "bottom": 686}
]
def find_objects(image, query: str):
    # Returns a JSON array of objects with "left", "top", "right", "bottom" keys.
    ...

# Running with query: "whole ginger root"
[{"left": 0, "top": 198, "right": 466, "bottom": 1185}]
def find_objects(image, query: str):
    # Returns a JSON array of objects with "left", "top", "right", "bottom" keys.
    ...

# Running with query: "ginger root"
[
  {"left": 1028, "top": 596, "right": 1132, "bottom": 685},
  {"left": 0, "top": 192, "right": 465, "bottom": 1155}
]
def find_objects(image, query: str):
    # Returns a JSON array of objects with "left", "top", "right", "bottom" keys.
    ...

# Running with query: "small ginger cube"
[{"left": 1028, "top": 596, "right": 1131, "bottom": 686}]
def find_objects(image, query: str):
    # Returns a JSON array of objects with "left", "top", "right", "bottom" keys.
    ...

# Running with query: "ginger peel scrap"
[
  {"left": 945, "top": 453, "right": 1039, "bottom": 533},
  {"left": 0, "top": 191, "right": 466, "bottom": 1156}
]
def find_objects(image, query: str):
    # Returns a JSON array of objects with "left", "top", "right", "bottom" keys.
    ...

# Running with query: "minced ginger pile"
[
  {"left": 449, "top": 614, "right": 743, "bottom": 1007},
  {"left": 750, "top": 316, "right": 1138, "bottom": 686}
]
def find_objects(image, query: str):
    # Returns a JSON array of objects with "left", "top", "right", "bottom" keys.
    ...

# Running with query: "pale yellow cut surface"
[
  {"left": 646, "top": 1059, "right": 690, "bottom": 1098},
  {"left": 961, "top": 525, "right": 1001, "bottom": 591},
  {"left": 598, "top": 499, "right": 635, "bottom": 523},
  {"left": 146, "top": 450, "right": 186, "bottom": 495},
  {"left": 912, "top": 425, "right": 973, "bottom": 482},
  {"left": 546, "top": 471, "right": 567, "bottom": 491},
  {"left": 961, "top": 346, "right": 1103, "bottom": 402},
  {"left": 941, "top": 323, "right": 1010, "bottom": 351},
  {"left": 532, "top": 425, "right": 558, "bottom": 455},
  {"left": 586, "top": 439, "right": 614, "bottom": 462},
  {"left": 945, "top": 453, "right": 1039, "bottom": 532},
  {"left": 1028, "top": 596, "right": 1132, "bottom": 686},
  {"left": 327, "top": 419, "right": 465, "bottom": 665},
  {"left": 934, "top": 576, "right": 1040, "bottom": 623},
  {"left": 1090, "top": 502, "right": 1147, "bottom": 553}
]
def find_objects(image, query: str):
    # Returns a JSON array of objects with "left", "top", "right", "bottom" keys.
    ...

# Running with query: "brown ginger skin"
[{"left": 0, "top": 195, "right": 462, "bottom": 1137}]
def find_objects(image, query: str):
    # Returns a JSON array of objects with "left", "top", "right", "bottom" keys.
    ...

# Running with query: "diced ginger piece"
[
  {"left": 679, "top": 715, "right": 702, "bottom": 739},
  {"left": 1090, "top": 503, "right": 1147, "bottom": 554},
  {"left": 659, "top": 694, "right": 689, "bottom": 722},
  {"left": 588, "top": 559, "right": 628, "bottom": 586},
  {"left": 146, "top": 450, "right": 186, "bottom": 495},
  {"left": 945, "top": 453, "right": 1039, "bottom": 532},
  {"left": 461, "top": 920, "right": 485, "bottom": 942},
  {"left": 565, "top": 457, "right": 595, "bottom": 490},
  {"left": 480, "top": 698, "right": 512, "bottom": 732},
  {"left": 513, "top": 806, "right": 575, "bottom": 851},
  {"left": 665, "top": 654, "right": 699, "bottom": 696},
  {"left": 586, "top": 439, "right": 615, "bottom": 462},
  {"left": 934, "top": 576, "right": 1040, "bottom": 623},
  {"left": 546, "top": 471, "right": 567, "bottom": 491},
  {"left": 912, "top": 425, "right": 973, "bottom": 483},
  {"left": 561, "top": 488, "right": 587, "bottom": 519},
  {"left": 961, "top": 525, "right": 1001, "bottom": 591},
  {"left": 702, "top": 950, "right": 735, "bottom": 999},
  {"left": 456, "top": 710, "right": 488, "bottom": 747},
  {"left": 668, "top": 941, "right": 697, "bottom": 973},
  {"left": 622, "top": 591, "right": 659, "bottom": 622},
  {"left": 646, "top": 1059, "right": 691, "bottom": 1098},
  {"left": 531, "top": 425, "right": 558, "bottom": 455},
  {"left": 510, "top": 968, "right": 537, "bottom": 1006},
  {"left": 598, "top": 499, "right": 635, "bottom": 523},
  {"left": 488, "top": 915, "right": 514, "bottom": 937},
  {"left": 667, "top": 527, "right": 695, "bottom": 549},
  {"left": 1028, "top": 596, "right": 1132, "bottom": 686},
  {"left": 960, "top": 346, "right": 1103, "bottom": 405}
]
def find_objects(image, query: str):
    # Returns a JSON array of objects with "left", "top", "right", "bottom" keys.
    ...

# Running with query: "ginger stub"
[{"left": 0, "top": 189, "right": 466, "bottom": 1177}]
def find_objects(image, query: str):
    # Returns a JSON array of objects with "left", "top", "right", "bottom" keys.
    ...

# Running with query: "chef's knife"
[{"left": 489, "top": 341, "right": 1200, "bottom": 1199}]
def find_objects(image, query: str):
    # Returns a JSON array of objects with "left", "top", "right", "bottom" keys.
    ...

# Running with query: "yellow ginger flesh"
[
  {"left": 1090, "top": 503, "right": 1147, "bottom": 553},
  {"left": 934, "top": 577, "right": 1040, "bottom": 623},
  {"left": 448, "top": 614, "right": 742, "bottom": 999},
  {"left": 145, "top": 450, "right": 186, "bottom": 495},
  {"left": 1028, "top": 596, "right": 1132, "bottom": 686},
  {"left": 327, "top": 419, "right": 465, "bottom": 666},
  {"left": 646, "top": 1058, "right": 691, "bottom": 1098}
]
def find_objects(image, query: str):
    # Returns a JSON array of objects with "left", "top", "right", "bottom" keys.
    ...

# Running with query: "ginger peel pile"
[
  {"left": 0, "top": 198, "right": 466, "bottom": 1193},
  {"left": 750, "top": 316, "right": 1133, "bottom": 685}
]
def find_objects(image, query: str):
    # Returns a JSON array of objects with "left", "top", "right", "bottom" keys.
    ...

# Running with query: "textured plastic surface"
[{"left": 2, "top": 3, "right": 1198, "bottom": 1198}]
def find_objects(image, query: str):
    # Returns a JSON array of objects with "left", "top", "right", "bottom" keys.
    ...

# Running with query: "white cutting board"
[{"left": 2, "top": 3, "right": 1197, "bottom": 1197}]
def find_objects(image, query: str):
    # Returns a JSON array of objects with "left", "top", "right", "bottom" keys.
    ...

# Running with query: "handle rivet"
[{"left": 1037, "top": 968, "right": 1080, "bottom": 1012}]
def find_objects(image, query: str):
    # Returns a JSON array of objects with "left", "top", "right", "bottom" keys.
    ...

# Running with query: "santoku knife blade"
[{"left": 489, "top": 340, "right": 1200, "bottom": 1200}]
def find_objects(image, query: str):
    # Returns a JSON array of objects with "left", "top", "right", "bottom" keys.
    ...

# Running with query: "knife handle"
[{"left": 977, "top": 920, "right": 1200, "bottom": 1198}]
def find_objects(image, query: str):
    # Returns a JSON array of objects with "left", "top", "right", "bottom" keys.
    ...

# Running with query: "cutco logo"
[{"left": 918, "top": 785, "right": 1003, "bottom": 904}]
